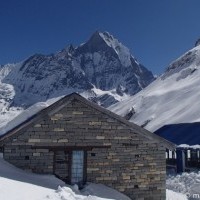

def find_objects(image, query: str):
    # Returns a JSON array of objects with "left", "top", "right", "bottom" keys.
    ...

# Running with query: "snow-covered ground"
[
  {"left": 0, "top": 153, "right": 190, "bottom": 200},
  {"left": 0, "top": 154, "right": 130, "bottom": 200},
  {"left": 166, "top": 189, "right": 187, "bottom": 200},
  {"left": 167, "top": 172, "right": 200, "bottom": 199}
]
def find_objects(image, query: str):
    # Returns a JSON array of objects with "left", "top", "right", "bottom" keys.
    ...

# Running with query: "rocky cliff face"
[
  {"left": 0, "top": 31, "right": 154, "bottom": 108},
  {"left": 76, "top": 31, "right": 154, "bottom": 95}
]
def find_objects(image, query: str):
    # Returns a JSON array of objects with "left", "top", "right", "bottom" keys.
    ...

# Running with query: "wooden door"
[{"left": 54, "top": 151, "right": 69, "bottom": 182}]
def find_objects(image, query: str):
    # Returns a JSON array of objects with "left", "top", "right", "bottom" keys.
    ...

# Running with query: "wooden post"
[
  {"left": 172, "top": 150, "right": 176, "bottom": 165},
  {"left": 190, "top": 149, "right": 198, "bottom": 168},
  {"left": 176, "top": 148, "right": 185, "bottom": 173},
  {"left": 191, "top": 149, "right": 198, "bottom": 161},
  {"left": 172, "top": 151, "right": 175, "bottom": 159},
  {"left": 183, "top": 150, "right": 187, "bottom": 168}
]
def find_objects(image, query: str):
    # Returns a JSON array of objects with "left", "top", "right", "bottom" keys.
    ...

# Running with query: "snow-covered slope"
[{"left": 109, "top": 41, "right": 200, "bottom": 132}]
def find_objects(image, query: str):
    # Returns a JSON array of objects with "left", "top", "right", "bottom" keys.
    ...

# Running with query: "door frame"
[
  {"left": 53, "top": 150, "right": 70, "bottom": 182},
  {"left": 53, "top": 149, "right": 87, "bottom": 186}
]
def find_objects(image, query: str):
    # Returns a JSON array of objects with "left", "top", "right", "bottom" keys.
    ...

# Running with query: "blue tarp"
[{"left": 155, "top": 122, "right": 200, "bottom": 145}]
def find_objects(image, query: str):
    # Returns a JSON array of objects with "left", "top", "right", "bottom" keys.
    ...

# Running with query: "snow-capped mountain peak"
[
  {"left": 76, "top": 31, "right": 113, "bottom": 54},
  {"left": 98, "top": 31, "right": 132, "bottom": 66},
  {"left": 0, "top": 31, "right": 154, "bottom": 131},
  {"left": 78, "top": 31, "right": 132, "bottom": 67}
]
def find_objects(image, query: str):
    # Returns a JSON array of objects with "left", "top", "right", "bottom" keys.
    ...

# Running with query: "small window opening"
[{"left": 25, "top": 156, "right": 29, "bottom": 160}]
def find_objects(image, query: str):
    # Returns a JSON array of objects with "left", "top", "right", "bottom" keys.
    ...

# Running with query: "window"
[{"left": 71, "top": 150, "right": 85, "bottom": 186}]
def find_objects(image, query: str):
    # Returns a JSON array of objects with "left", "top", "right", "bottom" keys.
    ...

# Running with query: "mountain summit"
[
  {"left": 74, "top": 31, "right": 154, "bottom": 94},
  {"left": 0, "top": 31, "right": 154, "bottom": 128},
  {"left": 78, "top": 31, "right": 132, "bottom": 67}
]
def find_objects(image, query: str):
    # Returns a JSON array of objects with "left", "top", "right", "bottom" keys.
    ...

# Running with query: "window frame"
[{"left": 69, "top": 150, "right": 87, "bottom": 187}]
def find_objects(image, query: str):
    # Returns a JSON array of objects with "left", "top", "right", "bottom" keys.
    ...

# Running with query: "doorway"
[
  {"left": 54, "top": 151, "right": 69, "bottom": 182},
  {"left": 53, "top": 149, "right": 87, "bottom": 187}
]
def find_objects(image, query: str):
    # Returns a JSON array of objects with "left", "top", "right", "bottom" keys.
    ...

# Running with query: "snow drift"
[{"left": 0, "top": 154, "right": 131, "bottom": 200}]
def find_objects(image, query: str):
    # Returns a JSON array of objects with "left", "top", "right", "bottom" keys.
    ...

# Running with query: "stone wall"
[{"left": 3, "top": 99, "right": 166, "bottom": 200}]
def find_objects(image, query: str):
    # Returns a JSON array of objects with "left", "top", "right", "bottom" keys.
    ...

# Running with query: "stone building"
[{"left": 0, "top": 93, "right": 174, "bottom": 200}]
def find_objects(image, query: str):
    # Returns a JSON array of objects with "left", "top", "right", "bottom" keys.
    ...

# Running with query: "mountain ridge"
[
  {"left": 0, "top": 31, "right": 154, "bottom": 130},
  {"left": 109, "top": 41, "right": 200, "bottom": 132}
]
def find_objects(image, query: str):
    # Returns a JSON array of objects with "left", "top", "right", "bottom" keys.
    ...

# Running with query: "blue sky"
[{"left": 1, "top": 0, "right": 200, "bottom": 74}]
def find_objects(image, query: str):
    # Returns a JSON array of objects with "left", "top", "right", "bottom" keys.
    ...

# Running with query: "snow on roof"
[
  {"left": 178, "top": 144, "right": 200, "bottom": 149},
  {"left": 0, "top": 96, "right": 63, "bottom": 136},
  {"left": 0, "top": 93, "right": 175, "bottom": 149}
]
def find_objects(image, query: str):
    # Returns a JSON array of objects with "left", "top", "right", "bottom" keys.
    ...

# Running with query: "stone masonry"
[{"left": 1, "top": 94, "right": 170, "bottom": 200}]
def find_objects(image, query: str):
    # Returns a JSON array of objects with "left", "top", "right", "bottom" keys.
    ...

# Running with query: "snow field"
[{"left": 109, "top": 45, "right": 200, "bottom": 132}]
